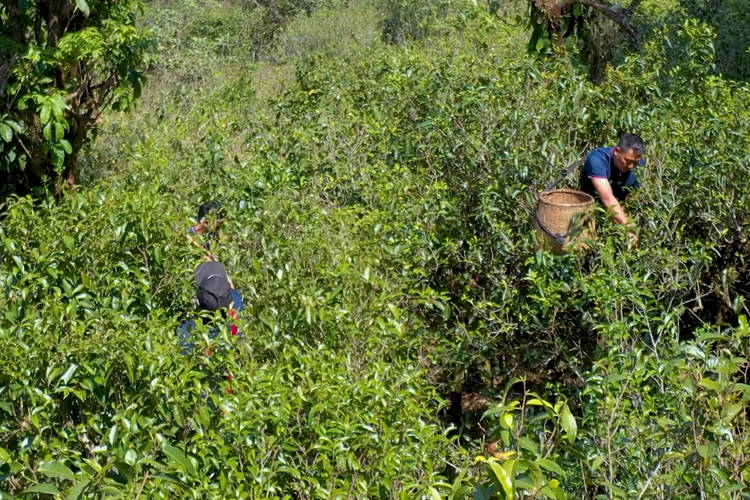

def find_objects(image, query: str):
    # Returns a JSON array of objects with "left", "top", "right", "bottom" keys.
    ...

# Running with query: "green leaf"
[
  {"left": 60, "top": 363, "right": 78, "bottom": 385},
  {"left": 40, "top": 105, "right": 51, "bottom": 125},
  {"left": 55, "top": 122, "right": 65, "bottom": 141},
  {"left": 537, "top": 458, "right": 566, "bottom": 477},
  {"left": 482, "top": 458, "right": 513, "bottom": 500},
  {"left": 526, "top": 398, "right": 554, "bottom": 409},
  {"left": 699, "top": 377, "right": 721, "bottom": 392},
  {"left": 519, "top": 436, "right": 539, "bottom": 455},
  {"left": 542, "top": 478, "right": 566, "bottom": 500},
  {"left": 162, "top": 442, "right": 195, "bottom": 476},
  {"left": 39, "top": 460, "right": 76, "bottom": 481},
  {"left": 75, "top": 0, "right": 90, "bottom": 17},
  {"left": 124, "top": 450, "right": 137, "bottom": 466},
  {"left": 153, "top": 473, "right": 188, "bottom": 488},
  {"left": 560, "top": 404, "right": 577, "bottom": 443},
  {"left": 536, "top": 36, "right": 547, "bottom": 52},
  {"left": 501, "top": 412, "right": 513, "bottom": 429},
  {"left": 52, "top": 146, "right": 65, "bottom": 168},
  {"left": 66, "top": 479, "right": 90, "bottom": 500},
  {"left": 0, "top": 123, "right": 12, "bottom": 142},
  {"left": 22, "top": 483, "right": 60, "bottom": 496},
  {"left": 97, "top": 485, "right": 124, "bottom": 497},
  {"left": 722, "top": 403, "right": 744, "bottom": 422},
  {"left": 5, "top": 120, "right": 22, "bottom": 133}
]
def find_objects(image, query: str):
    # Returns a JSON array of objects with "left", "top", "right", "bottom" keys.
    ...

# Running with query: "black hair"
[
  {"left": 617, "top": 133, "right": 645, "bottom": 155},
  {"left": 197, "top": 200, "right": 223, "bottom": 221}
]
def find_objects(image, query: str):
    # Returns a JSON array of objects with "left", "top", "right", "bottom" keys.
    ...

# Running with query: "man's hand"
[
  {"left": 627, "top": 231, "right": 639, "bottom": 248},
  {"left": 591, "top": 177, "right": 629, "bottom": 225}
]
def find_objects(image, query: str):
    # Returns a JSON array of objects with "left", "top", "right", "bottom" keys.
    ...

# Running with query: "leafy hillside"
[{"left": 1, "top": 0, "right": 749, "bottom": 498}]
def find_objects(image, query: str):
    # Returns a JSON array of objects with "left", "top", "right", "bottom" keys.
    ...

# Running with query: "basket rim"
[{"left": 538, "top": 189, "right": 594, "bottom": 208}]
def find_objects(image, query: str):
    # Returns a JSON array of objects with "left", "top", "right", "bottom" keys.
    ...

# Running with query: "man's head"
[
  {"left": 195, "top": 261, "right": 233, "bottom": 311},
  {"left": 195, "top": 200, "right": 224, "bottom": 235},
  {"left": 612, "top": 133, "right": 645, "bottom": 173}
]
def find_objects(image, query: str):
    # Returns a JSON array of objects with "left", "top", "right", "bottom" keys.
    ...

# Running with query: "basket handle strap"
[
  {"left": 535, "top": 206, "right": 567, "bottom": 245},
  {"left": 545, "top": 157, "right": 586, "bottom": 192}
]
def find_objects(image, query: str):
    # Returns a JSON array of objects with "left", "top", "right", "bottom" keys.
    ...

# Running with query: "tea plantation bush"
[{"left": 2, "top": 0, "right": 749, "bottom": 497}]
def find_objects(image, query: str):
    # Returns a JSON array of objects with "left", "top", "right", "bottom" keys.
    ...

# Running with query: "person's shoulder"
[
  {"left": 584, "top": 146, "right": 611, "bottom": 176},
  {"left": 587, "top": 146, "right": 612, "bottom": 159}
]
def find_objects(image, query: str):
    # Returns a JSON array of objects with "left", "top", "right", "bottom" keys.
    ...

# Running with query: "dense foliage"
[
  {"left": 1, "top": 0, "right": 749, "bottom": 497},
  {"left": 0, "top": 0, "right": 152, "bottom": 194}
]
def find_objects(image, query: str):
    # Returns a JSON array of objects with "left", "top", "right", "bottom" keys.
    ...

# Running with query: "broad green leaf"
[
  {"left": 124, "top": 450, "right": 137, "bottom": 466},
  {"left": 22, "top": 483, "right": 60, "bottom": 496},
  {"left": 479, "top": 457, "right": 513, "bottom": 500},
  {"left": 428, "top": 486, "right": 442, "bottom": 500},
  {"left": 39, "top": 460, "right": 75, "bottom": 481},
  {"left": 560, "top": 404, "right": 577, "bottom": 443},
  {"left": 60, "top": 364, "right": 78, "bottom": 385},
  {"left": 75, "top": 0, "right": 90, "bottom": 17},
  {"left": 0, "top": 123, "right": 11, "bottom": 142},
  {"left": 722, "top": 403, "right": 744, "bottom": 422},
  {"left": 153, "top": 473, "right": 188, "bottom": 488},
  {"left": 537, "top": 458, "right": 566, "bottom": 477},
  {"left": 66, "top": 479, "right": 90, "bottom": 500},
  {"left": 526, "top": 398, "right": 554, "bottom": 409},
  {"left": 542, "top": 478, "right": 566, "bottom": 500},
  {"left": 450, "top": 468, "right": 467, "bottom": 497},
  {"left": 699, "top": 377, "right": 721, "bottom": 392},
  {"left": 40, "top": 105, "right": 51, "bottom": 125},
  {"left": 5, "top": 120, "right": 22, "bottom": 133},
  {"left": 162, "top": 442, "right": 195, "bottom": 476},
  {"left": 501, "top": 412, "right": 513, "bottom": 429},
  {"left": 97, "top": 485, "right": 124, "bottom": 497},
  {"left": 55, "top": 122, "right": 64, "bottom": 141}
]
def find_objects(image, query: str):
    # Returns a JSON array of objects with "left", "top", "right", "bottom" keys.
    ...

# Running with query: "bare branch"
[{"left": 543, "top": 0, "right": 640, "bottom": 36}]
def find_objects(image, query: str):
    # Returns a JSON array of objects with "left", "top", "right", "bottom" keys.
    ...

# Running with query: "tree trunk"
[{"left": 63, "top": 113, "right": 92, "bottom": 187}]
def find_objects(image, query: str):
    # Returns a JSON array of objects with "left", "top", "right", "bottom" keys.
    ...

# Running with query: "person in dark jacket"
[
  {"left": 177, "top": 261, "right": 243, "bottom": 355},
  {"left": 580, "top": 133, "right": 645, "bottom": 243}
]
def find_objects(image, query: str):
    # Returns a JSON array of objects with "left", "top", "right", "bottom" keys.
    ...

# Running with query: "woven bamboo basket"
[{"left": 535, "top": 189, "right": 595, "bottom": 254}]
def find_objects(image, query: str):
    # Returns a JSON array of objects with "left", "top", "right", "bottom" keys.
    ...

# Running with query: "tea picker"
[
  {"left": 579, "top": 133, "right": 645, "bottom": 244},
  {"left": 536, "top": 133, "right": 645, "bottom": 252}
]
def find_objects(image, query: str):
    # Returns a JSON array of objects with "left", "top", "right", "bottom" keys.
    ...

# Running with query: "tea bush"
[{"left": 1, "top": 0, "right": 749, "bottom": 497}]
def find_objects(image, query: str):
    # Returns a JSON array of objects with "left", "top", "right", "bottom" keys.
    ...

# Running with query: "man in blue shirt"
[{"left": 580, "top": 133, "right": 645, "bottom": 241}]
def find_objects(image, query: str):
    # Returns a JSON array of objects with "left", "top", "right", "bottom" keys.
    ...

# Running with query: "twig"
[{"left": 134, "top": 470, "right": 150, "bottom": 500}]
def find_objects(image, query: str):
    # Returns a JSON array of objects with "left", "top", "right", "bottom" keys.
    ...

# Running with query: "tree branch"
[{"left": 548, "top": 0, "right": 639, "bottom": 36}]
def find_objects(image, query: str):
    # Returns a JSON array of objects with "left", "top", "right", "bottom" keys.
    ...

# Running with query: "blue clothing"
[
  {"left": 176, "top": 289, "right": 244, "bottom": 355},
  {"left": 579, "top": 146, "right": 642, "bottom": 201}
]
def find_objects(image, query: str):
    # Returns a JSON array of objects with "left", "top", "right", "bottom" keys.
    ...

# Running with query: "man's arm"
[
  {"left": 590, "top": 177, "right": 629, "bottom": 225},
  {"left": 187, "top": 232, "right": 219, "bottom": 262}
]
